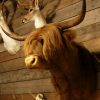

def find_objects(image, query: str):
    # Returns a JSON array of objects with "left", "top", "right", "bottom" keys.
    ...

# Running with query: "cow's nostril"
[
  {"left": 25, "top": 55, "right": 38, "bottom": 67},
  {"left": 31, "top": 58, "right": 35, "bottom": 64}
]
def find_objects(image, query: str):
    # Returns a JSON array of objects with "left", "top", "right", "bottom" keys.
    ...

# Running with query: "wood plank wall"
[{"left": 0, "top": 0, "right": 100, "bottom": 99}]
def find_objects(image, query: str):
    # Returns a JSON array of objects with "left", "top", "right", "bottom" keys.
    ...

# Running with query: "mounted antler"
[
  {"left": 2, "top": 0, "right": 17, "bottom": 28},
  {"left": 0, "top": 1, "right": 21, "bottom": 54},
  {"left": 1, "top": 0, "right": 86, "bottom": 41}
]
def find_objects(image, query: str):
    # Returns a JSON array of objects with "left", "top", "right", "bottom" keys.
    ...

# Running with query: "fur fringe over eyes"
[{"left": 23, "top": 24, "right": 76, "bottom": 62}]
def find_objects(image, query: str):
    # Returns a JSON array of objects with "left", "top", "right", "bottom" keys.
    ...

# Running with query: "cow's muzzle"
[{"left": 25, "top": 55, "right": 38, "bottom": 68}]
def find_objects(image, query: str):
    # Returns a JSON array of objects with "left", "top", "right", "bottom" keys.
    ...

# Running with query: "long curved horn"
[
  {"left": 0, "top": 25, "right": 28, "bottom": 41},
  {"left": 0, "top": 0, "right": 42, "bottom": 41},
  {"left": 58, "top": 0, "right": 86, "bottom": 30},
  {"left": 0, "top": 0, "right": 28, "bottom": 41}
]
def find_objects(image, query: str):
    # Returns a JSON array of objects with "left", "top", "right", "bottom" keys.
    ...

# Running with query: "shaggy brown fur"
[{"left": 23, "top": 24, "right": 97, "bottom": 100}]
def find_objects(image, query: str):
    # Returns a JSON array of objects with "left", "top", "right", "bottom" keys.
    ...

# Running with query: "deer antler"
[
  {"left": 41, "top": 0, "right": 61, "bottom": 22},
  {"left": 1, "top": 0, "right": 17, "bottom": 31}
]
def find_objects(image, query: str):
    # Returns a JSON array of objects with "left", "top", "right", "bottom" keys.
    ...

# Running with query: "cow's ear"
[{"left": 63, "top": 29, "right": 76, "bottom": 41}]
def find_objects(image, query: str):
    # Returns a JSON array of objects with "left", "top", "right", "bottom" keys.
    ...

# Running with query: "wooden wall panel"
[
  {"left": 57, "top": 0, "right": 80, "bottom": 10},
  {"left": 0, "top": 57, "right": 25, "bottom": 72},
  {"left": 82, "top": 38, "right": 100, "bottom": 53},
  {"left": 57, "top": 0, "right": 100, "bottom": 11},
  {"left": 75, "top": 22, "right": 100, "bottom": 42},
  {"left": 53, "top": 0, "right": 100, "bottom": 22},
  {"left": 0, "top": 0, "right": 100, "bottom": 99},
  {"left": 0, "top": 93, "right": 60, "bottom": 100},
  {"left": 0, "top": 77, "right": 99, "bottom": 94},
  {"left": 0, "top": 69, "right": 51, "bottom": 83},
  {"left": 0, "top": 50, "right": 23, "bottom": 63},
  {"left": 0, "top": 69, "right": 99, "bottom": 95},
  {"left": 0, "top": 44, "right": 5, "bottom": 53},
  {"left": 0, "top": 79, "right": 55, "bottom": 94},
  {"left": 73, "top": 9, "right": 100, "bottom": 29},
  {"left": 0, "top": 92, "right": 100, "bottom": 100},
  {"left": 0, "top": 91, "right": 100, "bottom": 100}
]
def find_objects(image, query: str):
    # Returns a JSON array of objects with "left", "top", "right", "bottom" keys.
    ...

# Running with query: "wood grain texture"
[
  {"left": 0, "top": 91, "right": 100, "bottom": 100},
  {"left": 0, "top": 78, "right": 55, "bottom": 94},
  {"left": 0, "top": 70, "right": 99, "bottom": 94},
  {"left": 0, "top": 93, "right": 60, "bottom": 100},
  {"left": 82, "top": 37, "right": 100, "bottom": 53},
  {"left": 75, "top": 22, "right": 100, "bottom": 42},
  {"left": 0, "top": 68, "right": 99, "bottom": 86},
  {"left": 0, "top": 57, "right": 25, "bottom": 72},
  {"left": 0, "top": 69, "right": 51, "bottom": 83},
  {"left": 0, "top": 50, "right": 23, "bottom": 63},
  {"left": 54, "top": 0, "right": 100, "bottom": 21},
  {"left": 0, "top": 77, "right": 99, "bottom": 94},
  {"left": 0, "top": 44, "right": 6, "bottom": 53}
]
